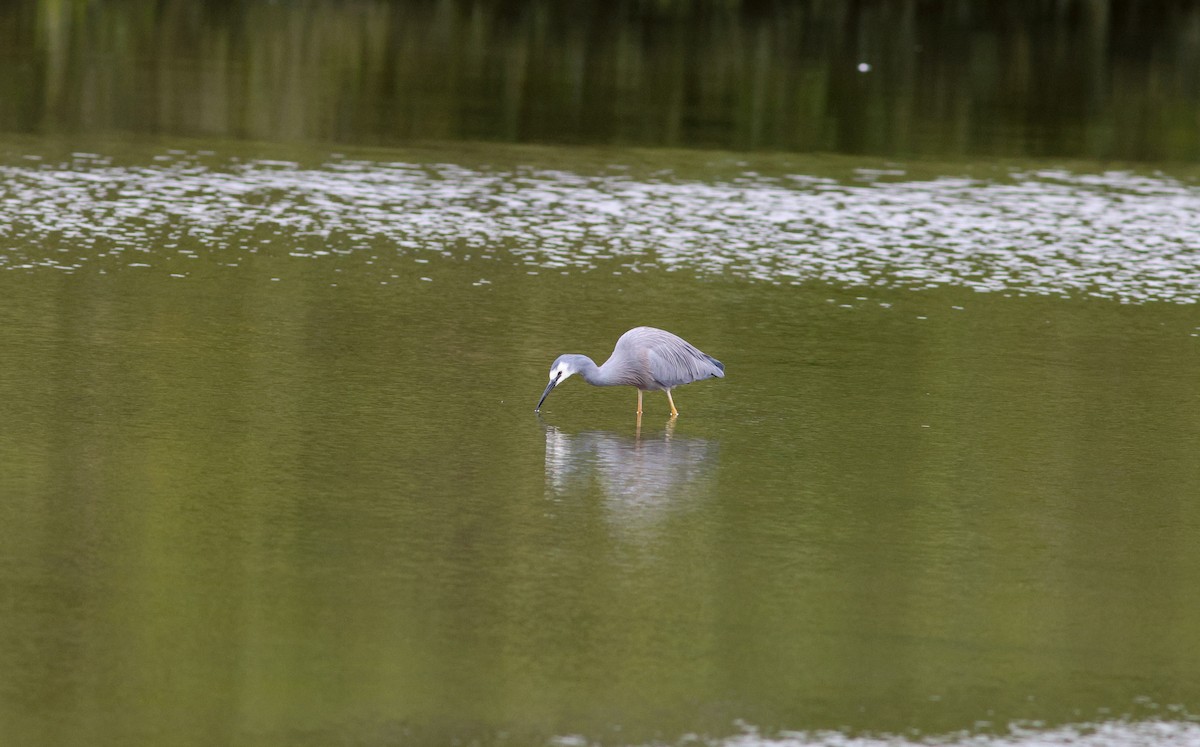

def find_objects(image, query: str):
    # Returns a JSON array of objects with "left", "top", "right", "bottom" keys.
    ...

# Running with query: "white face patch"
[{"left": 550, "top": 364, "right": 573, "bottom": 383}]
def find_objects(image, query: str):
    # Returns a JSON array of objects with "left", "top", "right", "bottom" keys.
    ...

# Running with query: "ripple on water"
[
  {"left": 550, "top": 719, "right": 1200, "bottom": 747},
  {"left": 0, "top": 154, "right": 1197, "bottom": 304}
]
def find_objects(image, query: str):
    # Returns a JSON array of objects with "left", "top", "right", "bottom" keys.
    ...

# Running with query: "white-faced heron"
[{"left": 536, "top": 326, "right": 725, "bottom": 417}]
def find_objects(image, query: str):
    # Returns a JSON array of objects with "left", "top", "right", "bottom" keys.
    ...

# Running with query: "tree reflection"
[{"left": 2, "top": 0, "right": 1197, "bottom": 159}]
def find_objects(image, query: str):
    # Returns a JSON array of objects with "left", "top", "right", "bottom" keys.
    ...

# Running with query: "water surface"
[
  {"left": 4, "top": 0, "right": 1200, "bottom": 159},
  {"left": 1, "top": 140, "right": 1198, "bottom": 747}
]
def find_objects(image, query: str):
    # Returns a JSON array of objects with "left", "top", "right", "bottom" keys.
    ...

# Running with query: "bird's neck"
[{"left": 572, "top": 356, "right": 608, "bottom": 386}]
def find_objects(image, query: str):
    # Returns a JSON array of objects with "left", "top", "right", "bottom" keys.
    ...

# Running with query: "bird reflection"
[{"left": 542, "top": 419, "right": 719, "bottom": 533}]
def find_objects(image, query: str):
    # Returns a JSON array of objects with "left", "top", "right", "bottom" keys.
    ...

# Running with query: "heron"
[{"left": 536, "top": 326, "right": 725, "bottom": 417}]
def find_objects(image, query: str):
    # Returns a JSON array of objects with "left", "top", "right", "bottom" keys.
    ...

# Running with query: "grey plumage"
[{"left": 536, "top": 326, "right": 724, "bottom": 416}]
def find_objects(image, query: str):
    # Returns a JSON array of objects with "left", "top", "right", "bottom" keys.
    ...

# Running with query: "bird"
[{"left": 536, "top": 326, "right": 725, "bottom": 417}]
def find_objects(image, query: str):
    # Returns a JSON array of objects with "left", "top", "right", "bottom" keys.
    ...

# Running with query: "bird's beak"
[{"left": 536, "top": 378, "right": 557, "bottom": 412}]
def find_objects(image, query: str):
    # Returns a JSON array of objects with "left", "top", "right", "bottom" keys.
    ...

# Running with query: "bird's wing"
[{"left": 643, "top": 331, "right": 725, "bottom": 389}]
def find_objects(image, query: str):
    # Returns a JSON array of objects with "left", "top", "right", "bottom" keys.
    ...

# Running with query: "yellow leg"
[
  {"left": 666, "top": 390, "right": 679, "bottom": 417},
  {"left": 636, "top": 389, "right": 643, "bottom": 414}
]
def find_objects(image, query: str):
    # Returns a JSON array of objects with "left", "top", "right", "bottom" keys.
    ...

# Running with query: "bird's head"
[{"left": 536, "top": 354, "right": 586, "bottom": 411}]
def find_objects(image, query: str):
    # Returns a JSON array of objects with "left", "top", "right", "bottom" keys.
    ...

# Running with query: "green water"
[
  {"left": 2, "top": 215, "right": 1198, "bottom": 745},
  {"left": 2, "top": 2, "right": 1200, "bottom": 746},
  {"left": 4, "top": 0, "right": 1199, "bottom": 159}
]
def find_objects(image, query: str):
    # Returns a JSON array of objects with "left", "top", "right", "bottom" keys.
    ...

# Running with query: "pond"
[{"left": 1, "top": 3, "right": 1199, "bottom": 747}]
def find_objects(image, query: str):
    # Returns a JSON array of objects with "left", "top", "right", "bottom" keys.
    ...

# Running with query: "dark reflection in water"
[
  {"left": 542, "top": 420, "right": 719, "bottom": 536},
  {"left": 2, "top": 0, "right": 1198, "bottom": 159}
]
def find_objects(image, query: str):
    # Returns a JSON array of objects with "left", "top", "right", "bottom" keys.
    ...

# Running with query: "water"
[
  {"left": 1, "top": 141, "right": 1197, "bottom": 747},
  {"left": 2, "top": 2, "right": 1200, "bottom": 745},
  {"left": 4, "top": 0, "right": 1200, "bottom": 159},
  {"left": 4, "top": 149, "right": 1199, "bottom": 304}
]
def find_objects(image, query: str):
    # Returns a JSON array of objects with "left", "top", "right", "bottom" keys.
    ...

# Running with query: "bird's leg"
[
  {"left": 666, "top": 390, "right": 679, "bottom": 417},
  {"left": 636, "top": 389, "right": 643, "bottom": 414}
]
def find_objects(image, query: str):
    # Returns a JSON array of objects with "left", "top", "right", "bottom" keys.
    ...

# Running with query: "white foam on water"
[
  {"left": 0, "top": 155, "right": 1197, "bottom": 303},
  {"left": 551, "top": 719, "right": 1200, "bottom": 747}
]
